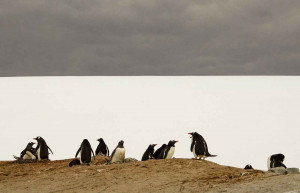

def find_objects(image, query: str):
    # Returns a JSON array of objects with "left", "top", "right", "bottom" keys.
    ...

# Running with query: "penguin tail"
[
  {"left": 13, "top": 155, "right": 20, "bottom": 160},
  {"left": 207, "top": 154, "right": 217, "bottom": 157}
]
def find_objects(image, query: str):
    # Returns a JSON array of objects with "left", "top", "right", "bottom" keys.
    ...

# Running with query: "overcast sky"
[
  {"left": 1, "top": 76, "right": 299, "bottom": 170},
  {"left": 1, "top": 0, "right": 300, "bottom": 76}
]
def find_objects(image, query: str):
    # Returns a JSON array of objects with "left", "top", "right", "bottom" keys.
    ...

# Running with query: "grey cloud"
[{"left": 1, "top": 0, "right": 300, "bottom": 76}]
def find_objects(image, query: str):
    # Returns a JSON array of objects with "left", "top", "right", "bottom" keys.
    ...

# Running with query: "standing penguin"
[
  {"left": 188, "top": 132, "right": 216, "bottom": 160},
  {"left": 158, "top": 140, "right": 178, "bottom": 159},
  {"left": 110, "top": 140, "right": 125, "bottom": 163},
  {"left": 141, "top": 144, "right": 157, "bottom": 161},
  {"left": 153, "top": 144, "right": 166, "bottom": 159},
  {"left": 33, "top": 136, "right": 53, "bottom": 160},
  {"left": 95, "top": 138, "right": 109, "bottom": 156},
  {"left": 20, "top": 142, "right": 36, "bottom": 160},
  {"left": 75, "top": 139, "right": 95, "bottom": 165}
]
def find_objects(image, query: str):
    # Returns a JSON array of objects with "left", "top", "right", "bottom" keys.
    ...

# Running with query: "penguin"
[
  {"left": 95, "top": 138, "right": 109, "bottom": 156},
  {"left": 33, "top": 136, "right": 53, "bottom": 160},
  {"left": 244, "top": 164, "right": 253, "bottom": 169},
  {"left": 141, "top": 144, "right": 157, "bottom": 161},
  {"left": 188, "top": 132, "right": 216, "bottom": 160},
  {"left": 110, "top": 140, "right": 125, "bottom": 163},
  {"left": 75, "top": 139, "right": 95, "bottom": 165},
  {"left": 153, "top": 144, "right": 166, "bottom": 159},
  {"left": 158, "top": 140, "right": 178, "bottom": 159},
  {"left": 69, "top": 159, "right": 81, "bottom": 167},
  {"left": 20, "top": 142, "right": 36, "bottom": 160},
  {"left": 267, "top": 153, "right": 286, "bottom": 170}
]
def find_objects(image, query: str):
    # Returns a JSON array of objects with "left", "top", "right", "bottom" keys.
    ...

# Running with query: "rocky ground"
[{"left": 0, "top": 157, "right": 299, "bottom": 193}]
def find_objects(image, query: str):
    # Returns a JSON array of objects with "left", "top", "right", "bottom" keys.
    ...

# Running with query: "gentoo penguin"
[
  {"left": 75, "top": 139, "right": 95, "bottom": 165},
  {"left": 141, "top": 144, "right": 157, "bottom": 161},
  {"left": 158, "top": 140, "right": 178, "bottom": 159},
  {"left": 33, "top": 136, "right": 53, "bottom": 160},
  {"left": 69, "top": 159, "right": 81, "bottom": 167},
  {"left": 110, "top": 140, "right": 125, "bottom": 163},
  {"left": 95, "top": 138, "right": 109, "bottom": 156},
  {"left": 153, "top": 144, "right": 166, "bottom": 159},
  {"left": 244, "top": 164, "right": 253, "bottom": 169},
  {"left": 188, "top": 132, "right": 216, "bottom": 160},
  {"left": 267, "top": 153, "right": 286, "bottom": 170},
  {"left": 20, "top": 142, "right": 36, "bottom": 160}
]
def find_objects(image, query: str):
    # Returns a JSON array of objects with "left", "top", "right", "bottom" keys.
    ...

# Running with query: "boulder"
[
  {"left": 287, "top": 168, "right": 300, "bottom": 174},
  {"left": 269, "top": 167, "right": 287, "bottom": 175}
]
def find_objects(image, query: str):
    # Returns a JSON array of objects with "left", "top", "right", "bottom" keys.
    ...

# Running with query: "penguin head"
[
  {"left": 97, "top": 138, "right": 104, "bottom": 143},
  {"left": 168, "top": 140, "right": 178, "bottom": 146},
  {"left": 118, "top": 140, "right": 124, "bottom": 147},
  {"left": 28, "top": 142, "right": 35, "bottom": 147},
  {"left": 188, "top": 132, "right": 201, "bottom": 139},
  {"left": 82, "top": 139, "right": 90, "bottom": 145},
  {"left": 277, "top": 153, "right": 285, "bottom": 162},
  {"left": 33, "top": 136, "right": 43, "bottom": 142},
  {"left": 148, "top": 144, "right": 157, "bottom": 150}
]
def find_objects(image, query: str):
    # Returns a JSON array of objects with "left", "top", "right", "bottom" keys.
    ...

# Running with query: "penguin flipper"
[
  {"left": 48, "top": 146, "right": 54, "bottom": 154},
  {"left": 110, "top": 148, "right": 116, "bottom": 162},
  {"left": 95, "top": 144, "right": 100, "bottom": 156},
  {"left": 75, "top": 147, "right": 81, "bottom": 158},
  {"left": 190, "top": 140, "right": 195, "bottom": 152},
  {"left": 91, "top": 148, "right": 95, "bottom": 160}
]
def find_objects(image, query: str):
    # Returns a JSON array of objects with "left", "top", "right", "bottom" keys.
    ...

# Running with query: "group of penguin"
[
  {"left": 17, "top": 132, "right": 287, "bottom": 170},
  {"left": 18, "top": 136, "right": 53, "bottom": 161}
]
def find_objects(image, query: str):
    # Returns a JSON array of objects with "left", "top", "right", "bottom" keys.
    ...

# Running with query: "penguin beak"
[
  {"left": 154, "top": 144, "right": 157, "bottom": 146},
  {"left": 175, "top": 141, "right": 178, "bottom": 143},
  {"left": 188, "top": 133, "right": 192, "bottom": 135},
  {"left": 33, "top": 138, "right": 36, "bottom": 140}
]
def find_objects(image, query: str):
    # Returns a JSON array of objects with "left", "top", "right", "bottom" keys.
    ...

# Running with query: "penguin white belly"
[
  {"left": 23, "top": 151, "right": 35, "bottom": 160},
  {"left": 267, "top": 156, "right": 271, "bottom": 170},
  {"left": 106, "top": 146, "right": 109, "bottom": 156},
  {"left": 192, "top": 143, "right": 197, "bottom": 159},
  {"left": 165, "top": 147, "right": 175, "bottom": 159},
  {"left": 77, "top": 150, "right": 83, "bottom": 164},
  {"left": 111, "top": 148, "right": 125, "bottom": 163},
  {"left": 37, "top": 147, "right": 41, "bottom": 160}
]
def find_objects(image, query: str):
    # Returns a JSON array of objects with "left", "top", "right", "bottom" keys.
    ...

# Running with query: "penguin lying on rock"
[
  {"left": 244, "top": 164, "right": 253, "bottom": 169},
  {"left": 188, "top": 132, "right": 216, "bottom": 160},
  {"left": 141, "top": 144, "right": 156, "bottom": 161},
  {"left": 69, "top": 159, "right": 81, "bottom": 167},
  {"left": 267, "top": 153, "right": 286, "bottom": 170},
  {"left": 33, "top": 136, "right": 53, "bottom": 160},
  {"left": 110, "top": 140, "right": 125, "bottom": 163},
  {"left": 158, "top": 140, "right": 178, "bottom": 159},
  {"left": 75, "top": 139, "right": 95, "bottom": 165},
  {"left": 21, "top": 142, "right": 36, "bottom": 160},
  {"left": 13, "top": 142, "right": 36, "bottom": 161}
]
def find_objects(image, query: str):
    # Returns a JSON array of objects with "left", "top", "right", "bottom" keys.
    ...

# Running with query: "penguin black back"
[
  {"left": 75, "top": 139, "right": 95, "bottom": 165},
  {"left": 188, "top": 132, "right": 216, "bottom": 159},
  {"left": 69, "top": 159, "right": 81, "bottom": 167},
  {"left": 96, "top": 138, "right": 109, "bottom": 156},
  {"left": 34, "top": 136, "right": 53, "bottom": 160},
  {"left": 141, "top": 144, "right": 157, "bottom": 161},
  {"left": 244, "top": 164, "right": 253, "bottom": 169},
  {"left": 153, "top": 144, "right": 166, "bottom": 159}
]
